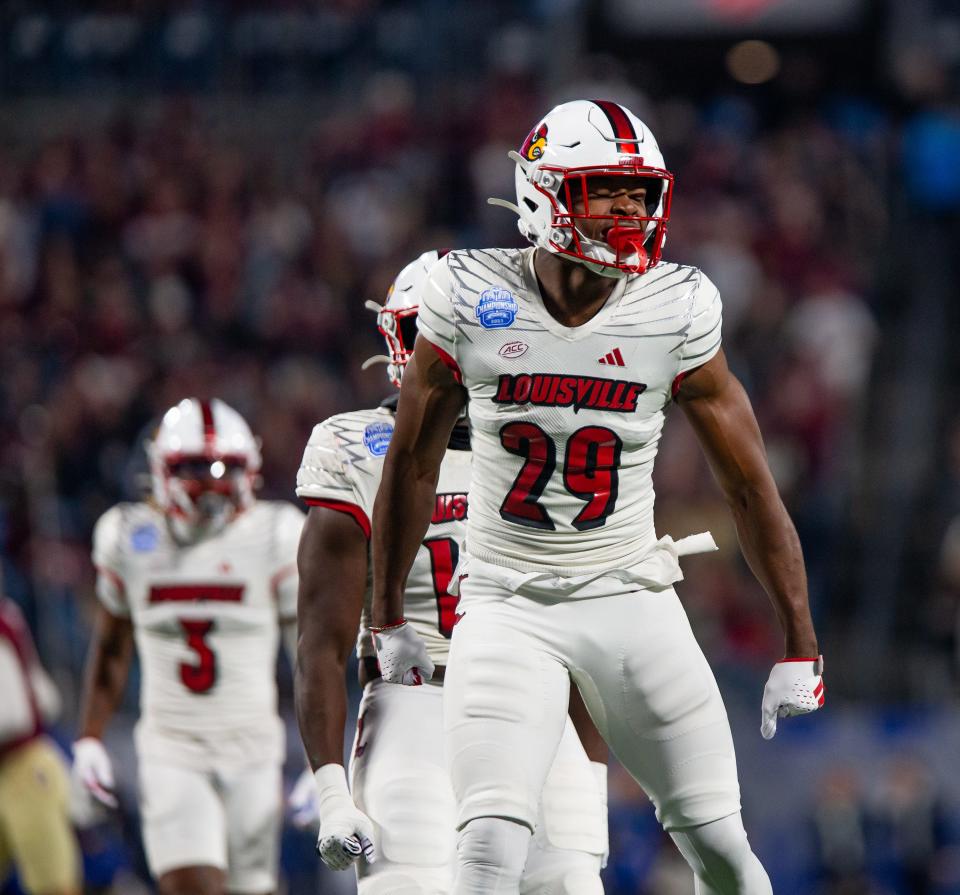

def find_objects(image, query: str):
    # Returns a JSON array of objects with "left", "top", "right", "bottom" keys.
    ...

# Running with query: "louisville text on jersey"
[
  {"left": 149, "top": 584, "right": 244, "bottom": 603},
  {"left": 492, "top": 373, "right": 647, "bottom": 414},
  {"left": 432, "top": 492, "right": 468, "bottom": 523}
]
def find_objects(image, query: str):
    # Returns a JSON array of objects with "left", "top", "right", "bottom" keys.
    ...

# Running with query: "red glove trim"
[{"left": 370, "top": 618, "right": 407, "bottom": 633}]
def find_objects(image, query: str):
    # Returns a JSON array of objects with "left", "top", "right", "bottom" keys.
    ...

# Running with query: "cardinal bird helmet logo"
[{"left": 520, "top": 122, "right": 548, "bottom": 162}]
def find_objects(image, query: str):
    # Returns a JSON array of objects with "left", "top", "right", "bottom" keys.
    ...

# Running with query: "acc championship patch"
[
  {"left": 131, "top": 524, "right": 159, "bottom": 552},
  {"left": 362, "top": 422, "right": 394, "bottom": 457},
  {"left": 476, "top": 287, "right": 518, "bottom": 329}
]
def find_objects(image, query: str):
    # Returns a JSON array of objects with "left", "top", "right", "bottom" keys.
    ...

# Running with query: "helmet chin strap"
[{"left": 573, "top": 254, "right": 629, "bottom": 279}]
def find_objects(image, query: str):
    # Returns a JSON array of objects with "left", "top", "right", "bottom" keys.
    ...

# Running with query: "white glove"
[
  {"left": 371, "top": 619, "right": 434, "bottom": 685},
  {"left": 591, "top": 761, "right": 610, "bottom": 870},
  {"left": 70, "top": 737, "right": 117, "bottom": 826},
  {"left": 761, "top": 656, "right": 824, "bottom": 740},
  {"left": 314, "top": 764, "right": 376, "bottom": 871},
  {"left": 288, "top": 766, "right": 320, "bottom": 828}
]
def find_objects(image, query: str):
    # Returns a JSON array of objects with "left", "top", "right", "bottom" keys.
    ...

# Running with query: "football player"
[
  {"left": 370, "top": 100, "right": 825, "bottom": 895},
  {"left": 292, "top": 250, "right": 609, "bottom": 894},
  {"left": 72, "top": 398, "right": 304, "bottom": 895},
  {"left": 0, "top": 594, "right": 79, "bottom": 895}
]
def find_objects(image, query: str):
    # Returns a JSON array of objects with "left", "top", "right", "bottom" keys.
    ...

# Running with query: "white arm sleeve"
[
  {"left": 678, "top": 270, "right": 723, "bottom": 374},
  {"left": 91, "top": 508, "right": 130, "bottom": 617}
]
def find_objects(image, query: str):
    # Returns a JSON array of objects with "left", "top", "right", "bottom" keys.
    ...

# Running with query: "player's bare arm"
[
  {"left": 78, "top": 605, "right": 135, "bottom": 740},
  {"left": 293, "top": 505, "right": 380, "bottom": 869},
  {"left": 675, "top": 348, "right": 818, "bottom": 658},
  {"left": 72, "top": 604, "right": 134, "bottom": 809},
  {"left": 371, "top": 337, "right": 466, "bottom": 628},
  {"left": 294, "top": 506, "right": 368, "bottom": 771}
]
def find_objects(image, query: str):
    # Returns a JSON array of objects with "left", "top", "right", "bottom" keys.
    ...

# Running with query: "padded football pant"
[
  {"left": 349, "top": 680, "right": 603, "bottom": 895},
  {"left": 445, "top": 558, "right": 753, "bottom": 892},
  {"left": 138, "top": 757, "right": 281, "bottom": 892}
]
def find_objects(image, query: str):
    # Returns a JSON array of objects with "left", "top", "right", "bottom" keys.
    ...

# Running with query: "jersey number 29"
[{"left": 499, "top": 422, "right": 622, "bottom": 531}]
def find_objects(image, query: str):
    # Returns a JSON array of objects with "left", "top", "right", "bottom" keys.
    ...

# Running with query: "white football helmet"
[
  {"left": 362, "top": 249, "right": 445, "bottom": 387},
  {"left": 148, "top": 398, "right": 261, "bottom": 542},
  {"left": 490, "top": 99, "right": 673, "bottom": 278}
]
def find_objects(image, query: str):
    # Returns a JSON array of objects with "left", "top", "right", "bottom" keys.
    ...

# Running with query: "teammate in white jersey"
[
  {"left": 73, "top": 398, "right": 304, "bottom": 895},
  {"left": 370, "top": 101, "right": 825, "bottom": 895},
  {"left": 292, "top": 250, "right": 609, "bottom": 894}
]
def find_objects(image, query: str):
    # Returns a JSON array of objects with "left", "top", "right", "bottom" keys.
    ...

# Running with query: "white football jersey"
[
  {"left": 92, "top": 500, "right": 304, "bottom": 764},
  {"left": 296, "top": 404, "right": 471, "bottom": 666},
  {"left": 418, "top": 247, "right": 722, "bottom": 573}
]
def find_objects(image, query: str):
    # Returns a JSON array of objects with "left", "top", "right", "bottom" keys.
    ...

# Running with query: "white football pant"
[
  {"left": 349, "top": 679, "right": 604, "bottom": 895},
  {"left": 138, "top": 757, "right": 281, "bottom": 891},
  {"left": 445, "top": 556, "right": 758, "bottom": 892}
]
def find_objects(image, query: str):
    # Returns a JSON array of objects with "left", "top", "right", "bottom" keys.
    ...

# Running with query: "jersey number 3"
[
  {"left": 178, "top": 619, "right": 217, "bottom": 693},
  {"left": 499, "top": 422, "right": 622, "bottom": 531}
]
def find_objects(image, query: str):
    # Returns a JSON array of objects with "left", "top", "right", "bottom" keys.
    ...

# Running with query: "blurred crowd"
[
  {"left": 0, "top": 82, "right": 889, "bottom": 681},
  {"left": 4, "top": 1, "right": 960, "bottom": 892}
]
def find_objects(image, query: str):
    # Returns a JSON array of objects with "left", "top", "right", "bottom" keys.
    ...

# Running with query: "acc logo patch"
[
  {"left": 521, "top": 122, "right": 548, "bottom": 162},
  {"left": 476, "top": 287, "right": 518, "bottom": 329},
  {"left": 499, "top": 341, "right": 528, "bottom": 359},
  {"left": 131, "top": 524, "right": 159, "bottom": 552},
  {"left": 362, "top": 422, "right": 394, "bottom": 457}
]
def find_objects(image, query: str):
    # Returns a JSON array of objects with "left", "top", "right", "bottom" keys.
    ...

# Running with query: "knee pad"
[
  {"left": 365, "top": 773, "right": 455, "bottom": 867},
  {"left": 455, "top": 817, "right": 531, "bottom": 895},
  {"left": 537, "top": 751, "right": 606, "bottom": 855}
]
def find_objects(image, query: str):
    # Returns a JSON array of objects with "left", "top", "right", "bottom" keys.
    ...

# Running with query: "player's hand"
[
  {"left": 314, "top": 764, "right": 376, "bottom": 870},
  {"left": 761, "top": 656, "right": 824, "bottom": 739},
  {"left": 288, "top": 767, "right": 320, "bottom": 828},
  {"left": 371, "top": 619, "right": 434, "bottom": 685},
  {"left": 70, "top": 737, "right": 118, "bottom": 825}
]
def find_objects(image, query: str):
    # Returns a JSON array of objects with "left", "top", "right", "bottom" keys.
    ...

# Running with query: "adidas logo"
[{"left": 598, "top": 347, "right": 626, "bottom": 367}]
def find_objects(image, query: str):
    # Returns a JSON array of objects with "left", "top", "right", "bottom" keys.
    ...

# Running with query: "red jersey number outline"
[
  {"left": 422, "top": 537, "right": 461, "bottom": 639},
  {"left": 178, "top": 619, "right": 217, "bottom": 693},
  {"left": 499, "top": 422, "right": 622, "bottom": 531}
]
